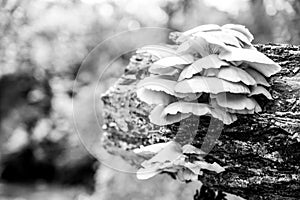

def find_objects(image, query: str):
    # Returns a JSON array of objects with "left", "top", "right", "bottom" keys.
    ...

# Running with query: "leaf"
[
  {"left": 244, "top": 68, "right": 270, "bottom": 87},
  {"left": 249, "top": 85, "right": 273, "bottom": 100},
  {"left": 210, "top": 93, "right": 262, "bottom": 111},
  {"left": 215, "top": 66, "right": 257, "bottom": 86},
  {"left": 222, "top": 24, "right": 254, "bottom": 42},
  {"left": 149, "top": 104, "right": 191, "bottom": 126},
  {"left": 175, "top": 77, "right": 250, "bottom": 94},
  {"left": 136, "top": 45, "right": 178, "bottom": 59},
  {"left": 219, "top": 46, "right": 281, "bottom": 77},
  {"left": 178, "top": 54, "right": 229, "bottom": 81}
]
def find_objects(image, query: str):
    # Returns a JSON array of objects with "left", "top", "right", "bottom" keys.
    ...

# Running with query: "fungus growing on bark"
[
  {"left": 136, "top": 24, "right": 281, "bottom": 126},
  {"left": 135, "top": 24, "right": 281, "bottom": 181}
]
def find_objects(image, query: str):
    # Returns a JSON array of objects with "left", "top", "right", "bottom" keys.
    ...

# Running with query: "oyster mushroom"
[
  {"left": 244, "top": 68, "right": 270, "bottom": 87},
  {"left": 178, "top": 54, "right": 229, "bottom": 81},
  {"left": 194, "top": 30, "right": 242, "bottom": 47},
  {"left": 205, "top": 65, "right": 257, "bottom": 86},
  {"left": 219, "top": 46, "right": 281, "bottom": 77},
  {"left": 150, "top": 54, "right": 194, "bottom": 70},
  {"left": 149, "top": 104, "right": 191, "bottom": 126},
  {"left": 249, "top": 85, "right": 273, "bottom": 100},
  {"left": 222, "top": 24, "right": 254, "bottom": 42},
  {"left": 163, "top": 101, "right": 237, "bottom": 125},
  {"left": 210, "top": 93, "right": 262, "bottom": 112},
  {"left": 175, "top": 76, "right": 250, "bottom": 94},
  {"left": 176, "top": 24, "right": 222, "bottom": 43}
]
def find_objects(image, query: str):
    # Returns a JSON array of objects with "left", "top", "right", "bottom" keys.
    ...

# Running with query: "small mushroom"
[
  {"left": 244, "top": 68, "right": 270, "bottom": 87},
  {"left": 175, "top": 76, "right": 250, "bottom": 94},
  {"left": 178, "top": 54, "right": 229, "bottom": 81},
  {"left": 249, "top": 85, "right": 273, "bottom": 100},
  {"left": 219, "top": 46, "right": 281, "bottom": 77}
]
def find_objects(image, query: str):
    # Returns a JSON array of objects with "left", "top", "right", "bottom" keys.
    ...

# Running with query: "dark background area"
[{"left": 0, "top": 0, "right": 299, "bottom": 199}]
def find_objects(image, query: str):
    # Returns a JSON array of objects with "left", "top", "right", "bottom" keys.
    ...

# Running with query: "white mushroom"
[
  {"left": 244, "top": 68, "right": 270, "bottom": 87},
  {"left": 219, "top": 46, "right": 281, "bottom": 77},
  {"left": 178, "top": 54, "right": 229, "bottom": 81},
  {"left": 249, "top": 85, "right": 273, "bottom": 100},
  {"left": 175, "top": 76, "right": 250, "bottom": 94},
  {"left": 212, "top": 66, "right": 257, "bottom": 86},
  {"left": 176, "top": 24, "right": 222, "bottom": 43},
  {"left": 210, "top": 93, "right": 262, "bottom": 112},
  {"left": 150, "top": 54, "right": 194, "bottom": 70},
  {"left": 194, "top": 30, "right": 241, "bottom": 47},
  {"left": 222, "top": 24, "right": 254, "bottom": 42},
  {"left": 163, "top": 101, "right": 237, "bottom": 125},
  {"left": 149, "top": 104, "right": 192, "bottom": 126}
]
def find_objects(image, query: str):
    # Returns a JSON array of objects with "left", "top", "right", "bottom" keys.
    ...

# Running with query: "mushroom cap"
[
  {"left": 175, "top": 76, "right": 250, "bottom": 94},
  {"left": 136, "top": 45, "right": 178, "bottom": 59},
  {"left": 150, "top": 54, "right": 194, "bottom": 70},
  {"left": 177, "top": 33, "right": 231, "bottom": 56},
  {"left": 244, "top": 68, "right": 270, "bottom": 87},
  {"left": 219, "top": 46, "right": 281, "bottom": 77},
  {"left": 178, "top": 54, "right": 229, "bottom": 81},
  {"left": 214, "top": 66, "right": 257, "bottom": 86},
  {"left": 136, "top": 87, "right": 175, "bottom": 105},
  {"left": 137, "top": 76, "right": 177, "bottom": 96},
  {"left": 194, "top": 30, "right": 241, "bottom": 47},
  {"left": 222, "top": 24, "right": 254, "bottom": 42},
  {"left": 163, "top": 101, "right": 237, "bottom": 125},
  {"left": 149, "top": 104, "right": 192, "bottom": 126},
  {"left": 249, "top": 85, "right": 273, "bottom": 100},
  {"left": 176, "top": 24, "right": 222, "bottom": 43},
  {"left": 210, "top": 93, "right": 262, "bottom": 112}
]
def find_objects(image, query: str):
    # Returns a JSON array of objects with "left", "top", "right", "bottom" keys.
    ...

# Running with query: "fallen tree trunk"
[{"left": 101, "top": 43, "right": 300, "bottom": 200}]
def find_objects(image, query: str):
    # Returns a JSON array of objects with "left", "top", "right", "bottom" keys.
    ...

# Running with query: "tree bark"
[{"left": 101, "top": 44, "right": 300, "bottom": 200}]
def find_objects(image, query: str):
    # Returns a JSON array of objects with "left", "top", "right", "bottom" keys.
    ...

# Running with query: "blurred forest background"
[{"left": 0, "top": 0, "right": 299, "bottom": 199}]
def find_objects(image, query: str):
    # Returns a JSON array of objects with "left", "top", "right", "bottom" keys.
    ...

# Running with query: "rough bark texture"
[{"left": 101, "top": 44, "right": 300, "bottom": 200}]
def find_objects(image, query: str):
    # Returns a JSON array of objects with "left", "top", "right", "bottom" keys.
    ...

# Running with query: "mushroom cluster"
[{"left": 136, "top": 24, "right": 281, "bottom": 125}]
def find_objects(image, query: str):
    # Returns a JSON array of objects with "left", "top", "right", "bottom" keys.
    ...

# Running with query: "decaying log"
[{"left": 100, "top": 44, "right": 300, "bottom": 200}]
